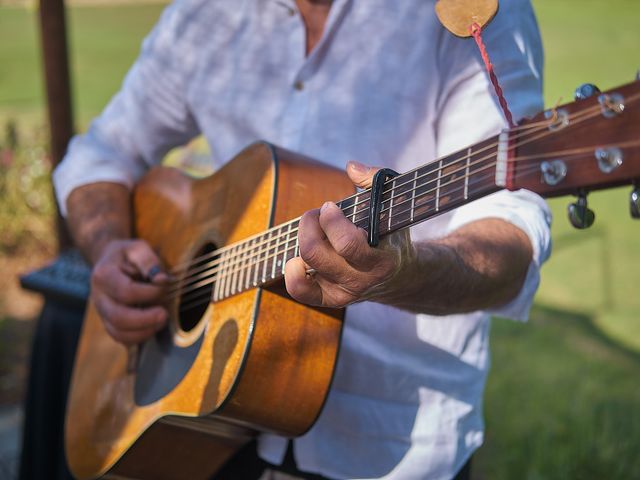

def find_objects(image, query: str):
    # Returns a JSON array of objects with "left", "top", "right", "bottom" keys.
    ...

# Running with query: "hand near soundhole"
[
  {"left": 285, "top": 161, "right": 417, "bottom": 308},
  {"left": 91, "top": 239, "right": 171, "bottom": 344}
]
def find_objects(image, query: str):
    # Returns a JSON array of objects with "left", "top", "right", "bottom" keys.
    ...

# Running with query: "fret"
[
  {"left": 270, "top": 227, "right": 280, "bottom": 281},
  {"left": 261, "top": 231, "right": 270, "bottom": 283},
  {"left": 223, "top": 247, "right": 233, "bottom": 298},
  {"left": 413, "top": 163, "right": 438, "bottom": 219},
  {"left": 231, "top": 249, "right": 239, "bottom": 296},
  {"left": 218, "top": 251, "right": 227, "bottom": 300},
  {"left": 237, "top": 243, "right": 246, "bottom": 293},
  {"left": 243, "top": 239, "right": 251, "bottom": 290},
  {"left": 387, "top": 178, "right": 395, "bottom": 231},
  {"left": 282, "top": 222, "right": 295, "bottom": 273},
  {"left": 350, "top": 194, "right": 359, "bottom": 224},
  {"left": 387, "top": 173, "right": 414, "bottom": 232},
  {"left": 437, "top": 154, "right": 467, "bottom": 213},
  {"left": 250, "top": 237, "right": 259, "bottom": 289},
  {"left": 378, "top": 184, "right": 393, "bottom": 231},
  {"left": 467, "top": 137, "right": 500, "bottom": 200},
  {"left": 435, "top": 159, "right": 443, "bottom": 212},
  {"left": 353, "top": 192, "right": 369, "bottom": 228},
  {"left": 230, "top": 245, "right": 239, "bottom": 295},
  {"left": 253, "top": 237, "right": 260, "bottom": 287},
  {"left": 212, "top": 253, "right": 221, "bottom": 302},
  {"left": 410, "top": 170, "right": 417, "bottom": 223},
  {"left": 339, "top": 195, "right": 357, "bottom": 225},
  {"left": 464, "top": 147, "right": 471, "bottom": 200},
  {"left": 215, "top": 252, "right": 223, "bottom": 300}
]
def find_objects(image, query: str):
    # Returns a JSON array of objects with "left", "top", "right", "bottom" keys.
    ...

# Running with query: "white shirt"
[{"left": 53, "top": 1, "right": 552, "bottom": 478}]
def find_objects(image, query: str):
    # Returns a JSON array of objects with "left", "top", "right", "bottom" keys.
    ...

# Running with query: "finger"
[
  {"left": 346, "top": 161, "right": 381, "bottom": 189},
  {"left": 103, "top": 320, "right": 162, "bottom": 345},
  {"left": 317, "top": 202, "right": 376, "bottom": 268},
  {"left": 92, "top": 263, "right": 167, "bottom": 306},
  {"left": 298, "top": 208, "right": 353, "bottom": 279},
  {"left": 284, "top": 257, "right": 323, "bottom": 306},
  {"left": 94, "top": 292, "right": 167, "bottom": 333},
  {"left": 124, "top": 240, "right": 171, "bottom": 284}
]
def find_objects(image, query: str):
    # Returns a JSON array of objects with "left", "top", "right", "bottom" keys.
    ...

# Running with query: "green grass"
[
  {"left": 478, "top": 306, "right": 640, "bottom": 480},
  {"left": 476, "top": 1, "right": 640, "bottom": 477},
  {"left": 0, "top": 3, "right": 165, "bottom": 126},
  {"left": 1, "top": 1, "right": 639, "bottom": 478}
]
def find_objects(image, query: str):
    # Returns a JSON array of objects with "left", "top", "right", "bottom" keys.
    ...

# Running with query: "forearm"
[
  {"left": 66, "top": 182, "right": 133, "bottom": 265},
  {"left": 379, "top": 218, "right": 533, "bottom": 315}
]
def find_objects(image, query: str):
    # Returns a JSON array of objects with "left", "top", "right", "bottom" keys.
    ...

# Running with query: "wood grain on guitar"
[{"left": 65, "top": 80, "right": 640, "bottom": 480}]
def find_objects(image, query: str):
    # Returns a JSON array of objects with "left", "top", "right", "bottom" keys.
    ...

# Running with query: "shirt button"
[
  {"left": 287, "top": 7, "right": 296, "bottom": 16},
  {"left": 293, "top": 80, "right": 304, "bottom": 91}
]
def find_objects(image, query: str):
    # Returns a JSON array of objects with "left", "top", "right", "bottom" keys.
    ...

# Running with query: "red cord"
[{"left": 469, "top": 22, "right": 516, "bottom": 128}]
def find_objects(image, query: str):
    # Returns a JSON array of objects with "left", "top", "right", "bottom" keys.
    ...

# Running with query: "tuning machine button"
[
  {"left": 568, "top": 191, "right": 595, "bottom": 229},
  {"left": 595, "top": 147, "right": 623, "bottom": 173},
  {"left": 541, "top": 160, "right": 567, "bottom": 186},
  {"left": 631, "top": 183, "right": 640, "bottom": 219},
  {"left": 574, "top": 83, "right": 601, "bottom": 100}
]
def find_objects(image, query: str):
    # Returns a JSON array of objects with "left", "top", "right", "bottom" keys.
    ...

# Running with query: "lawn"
[{"left": 1, "top": 0, "right": 639, "bottom": 478}]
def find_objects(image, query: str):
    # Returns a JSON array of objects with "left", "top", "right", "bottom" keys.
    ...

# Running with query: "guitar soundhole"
[{"left": 178, "top": 242, "right": 217, "bottom": 332}]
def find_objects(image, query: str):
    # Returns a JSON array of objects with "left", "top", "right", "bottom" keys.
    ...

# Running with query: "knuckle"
[
  {"left": 299, "top": 239, "right": 323, "bottom": 266},
  {"left": 333, "top": 232, "right": 361, "bottom": 259},
  {"left": 91, "top": 263, "right": 108, "bottom": 286},
  {"left": 113, "top": 280, "right": 135, "bottom": 303}
]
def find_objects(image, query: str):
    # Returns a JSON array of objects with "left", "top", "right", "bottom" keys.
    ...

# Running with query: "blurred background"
[{"left": 0, "top": 0, "right": 638, "bottom": 478}]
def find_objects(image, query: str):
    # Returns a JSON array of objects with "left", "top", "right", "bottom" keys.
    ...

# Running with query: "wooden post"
[{"left": 38, "top": 0, "right": 74, "bottom": 251}]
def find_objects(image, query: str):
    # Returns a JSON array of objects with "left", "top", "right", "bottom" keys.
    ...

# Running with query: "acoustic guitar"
[{"left": 65, "top": 79, "right": 640, "bottom": 479}]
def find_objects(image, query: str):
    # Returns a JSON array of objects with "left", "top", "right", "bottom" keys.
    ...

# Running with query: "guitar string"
[
  {"left": 176, "top": 131, "right": 640, "bottom": 312},
  {"left": 164, "top": 90, "right": 640, "bottom": 273},
  {"left": 164, "top": 94, "right": 624, "bottom": 276},
  {"left": 168, "top": 95, "right": 640, "bottom": 298},
  {"left": 166, "top": 92, "right": 637, "bottom": 280},
  {"left": 169, "top": 102, "right": 640, "bottom": 298},
  {"left": 177, "top": 127, "right": 640, "bottom": 308},
  {"left": 174, "top": 130, "right": 640, "bottom": 303},
  {"left": 172, "top": 127, "right": 640, "bottom": 301},
  {"left": 176, "top": 149, "right": 612, "bottom": 313}
]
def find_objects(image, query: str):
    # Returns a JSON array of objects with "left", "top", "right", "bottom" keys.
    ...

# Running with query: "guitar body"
[{"left": 65, "top": 143, "right": 355, "bottom": 480}]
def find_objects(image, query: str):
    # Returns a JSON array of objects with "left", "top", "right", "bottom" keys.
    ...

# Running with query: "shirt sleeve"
[
  {"left": 432, "top": 0, "right": 552, "bottom": 321},
  {"left": 52, "top": 0, "right": 201, "bottom": 216}
]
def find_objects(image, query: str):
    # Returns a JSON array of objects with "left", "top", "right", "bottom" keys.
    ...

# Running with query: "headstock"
[{"left": 507, "top": 77, "right": 640, "bottom": 228}]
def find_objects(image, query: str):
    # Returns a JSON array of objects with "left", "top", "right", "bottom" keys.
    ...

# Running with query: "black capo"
[{"left": 367, "top": 168, "right": 399, "bottom": 247}]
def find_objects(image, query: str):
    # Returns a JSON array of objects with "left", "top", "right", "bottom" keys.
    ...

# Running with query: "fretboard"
[{"left": 199, "top": 135, "right": 502, "bottom": 302}]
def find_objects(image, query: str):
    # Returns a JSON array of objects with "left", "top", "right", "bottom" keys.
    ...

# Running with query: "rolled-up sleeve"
[{"left": 53, "top": 0, "right": 199, "bottom": 216}]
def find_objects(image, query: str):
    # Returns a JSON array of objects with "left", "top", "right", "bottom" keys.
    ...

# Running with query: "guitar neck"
[
  {"left": 206, "top": 79, "right": 640, "bottom": 302},
  {"left": 209, "top": 136, "right": 502, "bottom": 301}
]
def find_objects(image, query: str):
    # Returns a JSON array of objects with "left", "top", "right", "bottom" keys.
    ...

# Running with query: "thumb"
[
  {"left": 346, "top": 160, "right": 380, "bottom": 189},
  {"left": 124, "top": 239, "right": 171, "bottom": 284}
]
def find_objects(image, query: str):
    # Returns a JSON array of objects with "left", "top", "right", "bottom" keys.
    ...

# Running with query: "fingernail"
[
  {"left": 321, "top": 201, "right": 334, "bottom": 213},
  {"left": 146, "top": 265, "right": 161, "bottom": 282},
  {"left": 348, "top": 160, "right": 370, "bottom": 174}
]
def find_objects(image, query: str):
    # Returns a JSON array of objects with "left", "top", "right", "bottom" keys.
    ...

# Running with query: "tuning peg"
[
  {"left": 631, "top": 184, "right": 640, "bottom": 219},
  {"left": 568, "top": 191, "right": 595, "bottom": 229},
  {"left": 574, "top": 83, "right": 601, "bottom": 101}
]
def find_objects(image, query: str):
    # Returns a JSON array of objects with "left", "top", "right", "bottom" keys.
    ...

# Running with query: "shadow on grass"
[{"left": 474, "top": 304, "right": 640, "bottom": 480}]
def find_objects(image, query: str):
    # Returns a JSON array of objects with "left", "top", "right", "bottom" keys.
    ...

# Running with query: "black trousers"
[
  {"left": 18, "top": 299, "right": 83, "bottom": 480},
  {"left": 214, "top": 440, "right": 472, "bottom": 480}
]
